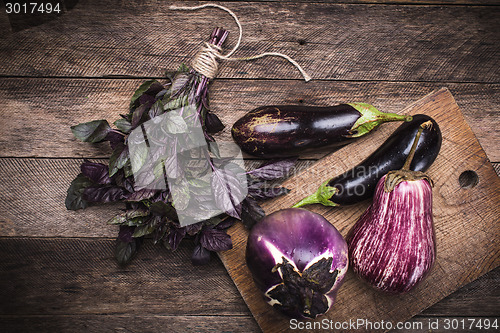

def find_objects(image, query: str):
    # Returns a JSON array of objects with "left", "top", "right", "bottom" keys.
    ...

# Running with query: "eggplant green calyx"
[
  {"left": 384, "top": 170, "right": 433, "bottom": 193},
  {"left": 266, "top": 256, "right": 338, "bottom": 319},
  {"left": 384, "top": 120, "right": 434, "bottom": 192},
  {"left": 347, "top": 103, "right": 412, "bottom": 138},
  {"left": 292, "top": 179, "right": 338, "bottom": 208}
]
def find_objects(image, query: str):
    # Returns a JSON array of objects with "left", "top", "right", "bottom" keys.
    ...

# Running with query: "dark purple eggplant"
[
  {"left": 246, "top": 208, "right": 348, "bottom": 319},
  {"left": 232, "top": 103, "right": 412, "bottom": 158},
  {"left": 347, "top": 121, "right": 436, "bottom": 293},
  {"left": 293, "top": 114, "right": 441, "bottom": 208}
]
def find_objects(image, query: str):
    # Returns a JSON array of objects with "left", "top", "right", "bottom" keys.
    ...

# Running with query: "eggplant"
[
  {"left": 293, "top": 114, "right": 441, "bottom": 208},
  {"left": 347, "top": 121, "right": 436, "bottom": 293},
  {"left": 232, "top": 103, "right": 412, "bottom": 157},
  {"left": 246, "top": 208, "right": 348, "bottom": 319}
]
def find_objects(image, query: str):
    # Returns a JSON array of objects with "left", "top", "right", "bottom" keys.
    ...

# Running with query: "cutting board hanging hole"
[{"left": 459, "top": 170, "right": 479, "bottom": 189}]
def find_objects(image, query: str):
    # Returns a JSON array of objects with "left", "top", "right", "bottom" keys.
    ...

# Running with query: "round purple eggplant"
[
  {"left": 246, "top": 208, "right": 348, "bottom": 319},
  {"left": 232, "top": 104, "right": 411, "bottom": 158}
]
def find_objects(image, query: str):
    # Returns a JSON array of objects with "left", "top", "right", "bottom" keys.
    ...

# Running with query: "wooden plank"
[
  {"left": 2, "top": 315, "right": 500, "bottom": 333},
  {"left": 419, "top": 267, "right": 499, "bottom": 316},
  {"left": 216, "top": 0, "right": 500, "bottom": 4},
  {"left": 0, "top": 158, "right": 119, "bottom": 238},
  {"left": 0, "top": 238, "right": 497, "bottom": 333},
  {"left": 0, "top": 237, "right": 497, "bottom": 319},
  {"left": 0, "top": 238, "right": 251, "bottom": 316},
  {"left": 0, "top": 157, "right": 311, "bottom": 237},
  {"left": 218, "top": 88, "right": 500, "bottom": 332},
  {"left": 0, "top": 2, "right": 498, "bottom": 82},
  {"left": 0, "top": 78, "right": 498, "bottom": 161},
  {"left": 0, "top": 314, "right": 259, "bottom": 333}
]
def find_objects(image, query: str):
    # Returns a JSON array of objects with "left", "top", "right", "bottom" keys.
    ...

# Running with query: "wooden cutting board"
[{"left": 218, "top": 88, "right": 500, "bottom": 332}]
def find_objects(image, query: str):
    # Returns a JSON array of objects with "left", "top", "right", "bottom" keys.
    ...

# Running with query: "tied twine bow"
[{"left": 169, "top": 3, "right": 312, "bottom": 82}]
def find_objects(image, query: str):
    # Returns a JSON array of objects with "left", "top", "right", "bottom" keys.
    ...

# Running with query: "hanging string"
[{"left": 169, "top": 3, "right": 312, "bottom": 82}]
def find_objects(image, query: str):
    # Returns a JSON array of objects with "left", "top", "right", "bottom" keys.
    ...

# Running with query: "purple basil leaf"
[
  {"left": 215, "top": 218, "right": 236, "bottom": 230},
  {"left": 149, "top": 100, "right": 164, "bottom": 118},
  {"left": 156, "top": 88, "right": 169, "bottom": 100},
  {"left": 131, "top": 103, "right": 151, "bottom": 128},
  {"left": 118, "top": 225, "right": 135, "bottom": 243},
  {"left": 247, "top": 158, "right": 297, "bottom": 180},
  {"left": 132, "top": 224, "right": 155, "bottom": 238},
  {"left": 132, "top": 166, "right": 157, "bottom": 191},
  {"left": 241, "top": 198, "right": 265, "bottom": 229},
  {"left": 185, "top": 222, "right": 203, "bottom": 236},
  {"left": 65, "top": 173, "right": 93, "bottom": 210},
  {"left": 126, "top": 188, "right": 157, "bottom": 202},
  {"left": 248, "top": 186, "right": 291, "bottom": 201},
  {"left": 105, "top": 131, "right": 125, "bottom": 150},
  {"left": 205, "top": 112, "right": 225, "bottom": 134},
  {"left": 129, "top": 80, "right": 160, "bottom": 110},
  {"left": 146, "top": 82, "right": 165, "bottom": 96},
  {"left": 83, "top": 185, "right": 126, "bottom": 203},
  {"left": 115, "top": 239, "right": 137, "bottom": 266},
  {"left": 191, "top": 244, "right": 211, "bottom": 266},
  {"left": 152, "top": 218, "right": 168, "bottom": 244},
  {"left": 163, "top": 150, "right": 184, "bottom": 179},
  {"left": 199, "top": 226, "right": 233, "bottom": 252},
  {"left": 139, "top": 94, "right": 155, "bottom": 106},
  {"left": 211, "top": 167, "right": 244, "bottom": 219},
  {"left": 80, "top": 160, "right": 111, "bottom": 185},
  {"left": 170, "top": 72, "right": 190, "bottom": 96},
  {"left": 114, "top": 118, "right": 132, "bottom": 134},
  {"left": 247, "top": 177, "right": 265, "bottom": 189},
  {"left": 71, "top": 120, "right": 111, "bottom": 143},
  {"left": 114, "top": 171, "right": 134, "bottom": 193},
  {"left": 149, "top": 201, "right": 177, "bottom": 220},
  {"left": 168, "top": 226, "right": 186, "bottom": 251},
  {"left": 109, "top": 143, "right": 129, "bottom": 177}
]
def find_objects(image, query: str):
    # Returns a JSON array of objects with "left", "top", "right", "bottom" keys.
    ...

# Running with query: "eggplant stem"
[
  {"left": 292, "top": 179, "right": 339, "bottom": 208},
  {"left": 384, "top": 120, "right": 434, "bottom": 192},
  {"left": 347, "top": 103, "right": 413, "bottom": 138},
  {"left": 402, "top": 120, "right": 432, "bottom": 171}
]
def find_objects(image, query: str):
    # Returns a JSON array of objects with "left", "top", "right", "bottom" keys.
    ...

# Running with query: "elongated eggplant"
[
  {"left": 232, "top": 103, "right": 412, "bottom": 157},
  {"left": 347, "top": 121, "right": 436, "bottom": 293},
  {"left": 293, "top": 114, "right": 441, "bottom": 208}
]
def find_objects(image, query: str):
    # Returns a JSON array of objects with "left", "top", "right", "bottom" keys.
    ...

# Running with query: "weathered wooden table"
[{"left": 0, "top": 1, "right": 498, "bottom": 332}]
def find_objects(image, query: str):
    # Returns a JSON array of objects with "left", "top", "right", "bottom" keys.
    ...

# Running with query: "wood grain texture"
[
  {"left": 419, "top": 266, "right": 500, "bottom": 317},
  {"left": 0, "top": 78, "right": 498, "bottom": 161},
  {"left": 218, "top": 0, "right": 500, "bottom": 3},
  {"left": 0, "top": 238, "right": 251, "bottom": 316},
  {"left": 0, "top": 237, "right": 497, "bottom": 332},
  {"left": 0, "top": 1, "right": 499, "bottom": 82},
  {"left": 218, "top": 88, "right": 500, "bottom": 332},
  {"left": 0, "top": 0, "right": 498, "bottom": 331},
  {"left": 0, "top": 158, "right": 120, "bottom": 237},
  {"left": 0, "top": 158, "right": 311, "bottom": 237},
  {"left": 0, "top": 314, "right": 259, "bottom": 333}
]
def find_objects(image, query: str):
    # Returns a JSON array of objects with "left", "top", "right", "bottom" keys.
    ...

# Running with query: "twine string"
[
  {"left": 190, "top": 42, "right": 223, "bottom": 80},
  {"left": 169, "top": 3, "right": 311, "bottom": 81}
]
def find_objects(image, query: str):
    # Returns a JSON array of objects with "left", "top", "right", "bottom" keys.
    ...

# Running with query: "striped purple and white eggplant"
[
  {"left": 347, "top": 121, "right": 436, "bottom": 293},
  {"left": 246, "top": 208, "right": 348, "bottom": 319}
]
